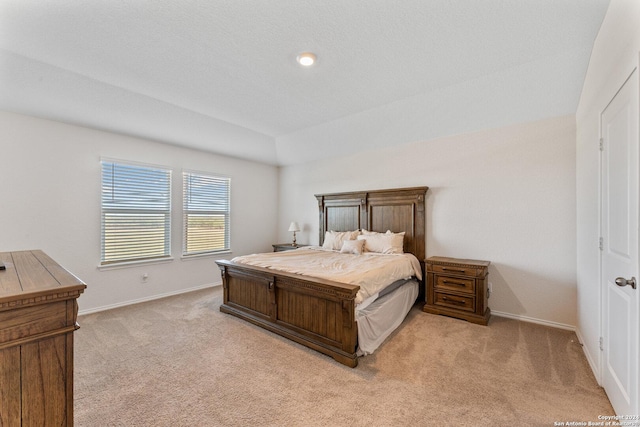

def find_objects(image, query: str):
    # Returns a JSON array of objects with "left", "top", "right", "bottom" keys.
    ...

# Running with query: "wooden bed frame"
[{"left": 216, "top": 187, "right": 428, "bottom": 367}]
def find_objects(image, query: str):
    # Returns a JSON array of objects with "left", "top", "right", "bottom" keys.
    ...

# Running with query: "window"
[
  {"left": 183, "top": 171, "right": 230, "bottom": 256},
  {"left": 101, "top": 161, "right": 171, "bottom": 265}
]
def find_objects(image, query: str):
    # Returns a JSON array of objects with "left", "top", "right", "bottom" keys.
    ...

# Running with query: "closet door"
[{"left": 600, "top": 67, "right": 639, "bottom": 416}]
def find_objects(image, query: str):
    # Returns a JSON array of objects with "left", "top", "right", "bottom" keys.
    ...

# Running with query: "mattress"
[{"left": 231, "top": 247, "right": 422, "bottom": 305}]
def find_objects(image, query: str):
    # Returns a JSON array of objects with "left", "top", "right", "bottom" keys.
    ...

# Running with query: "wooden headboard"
[{"left": 315, "top": 186, "right": 429, "bottom": 264}]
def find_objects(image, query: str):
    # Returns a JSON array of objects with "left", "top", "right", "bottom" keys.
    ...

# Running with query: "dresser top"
[
  {"left": 426, "top": 256, "right": 490, "bottom": 268},
  {"left": 0, "top": 250, "right": 86, "bottom": 306}
]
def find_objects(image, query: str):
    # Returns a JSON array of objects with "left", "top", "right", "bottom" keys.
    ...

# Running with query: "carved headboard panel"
[
  {"left": 315, "top": 187, "right": 428, "bottom": 263},
  {"left": 316, "top": 192, "right": 365, "bottom": 239}
]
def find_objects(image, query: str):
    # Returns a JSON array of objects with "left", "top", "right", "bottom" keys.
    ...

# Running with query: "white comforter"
[{"left": 231, "top": 247, "right": 422, "bottom": 305}]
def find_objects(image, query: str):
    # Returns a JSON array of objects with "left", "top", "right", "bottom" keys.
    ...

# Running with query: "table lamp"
[{"left": 288, "top": 221, "right": 300, "bottom": 247}]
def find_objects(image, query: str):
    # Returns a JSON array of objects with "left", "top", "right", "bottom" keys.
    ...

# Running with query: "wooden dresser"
[
  {"left": 423, "top": 256, "right": 491, "bottom": 325},
  {"left": 0, "top": 250, "right": 86, "bottom": 427}
]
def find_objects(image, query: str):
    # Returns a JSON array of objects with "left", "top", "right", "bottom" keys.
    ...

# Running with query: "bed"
[{"left": 216, "top": 187, "right": 428, "bottom": 367}]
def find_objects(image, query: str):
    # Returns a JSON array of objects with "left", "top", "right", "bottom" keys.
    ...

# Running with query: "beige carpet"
[{"left": 74, "top": 287, "right": 613, "bottom": 426}]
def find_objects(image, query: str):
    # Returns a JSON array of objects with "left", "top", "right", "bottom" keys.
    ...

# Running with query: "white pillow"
[
  {"left": 360, "top": 229, "right": 382, "bottom": 236},
  {"left": 340, "top": 239, "right": 365, "bottom": 255},
  {"left": 322, "top": 230, "right": 360, "bottom": 250},
  {"left": 357, "top": 230, "right": 405, "bottom": 254},
  {"left": 385, "top": 230, "right": 405, "bottom": 254}
]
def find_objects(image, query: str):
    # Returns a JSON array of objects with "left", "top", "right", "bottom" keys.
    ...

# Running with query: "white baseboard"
[
  {"left": 78, "top": 282, "right": 222, "bottom": 316},
  {"left": 491, "top": 310, "right": 576, "bottom": 331},
  {"left": 575, "top": 327, "right": 602, "bottom": 385}
]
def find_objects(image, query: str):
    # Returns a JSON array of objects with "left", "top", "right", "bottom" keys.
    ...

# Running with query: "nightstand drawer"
[
  {"left": 431, "top": 264, "right": 480, "bottom": 277},
  {"left": 435, "top": 275, "right": 475, "bottom": 294},
  {"left": 434, "top": 292, "right": 475, "bottom": 312}
]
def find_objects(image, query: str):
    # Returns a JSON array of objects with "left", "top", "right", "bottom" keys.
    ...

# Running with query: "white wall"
[
  {"left": 0, "top": 110, "right": 279, "bottom": 313},
  {"left": 279, "top": 115, "right": 577, "bottom": 327},
  {"left": 576, "top": 0, "right": 640, "bottom": 381}
]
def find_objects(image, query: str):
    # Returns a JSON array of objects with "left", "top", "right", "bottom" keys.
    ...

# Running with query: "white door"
[{"left": 601, "top": 66, "right": 639, "bottom": 416}]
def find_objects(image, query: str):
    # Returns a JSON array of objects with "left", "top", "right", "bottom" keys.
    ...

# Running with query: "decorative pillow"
[
  {"left": 340, "top": 239, "right": 365, "bottom": 255},
  {"left": 357, "top": 230, "right": 405, "bottom": 254},
  {"left": 322, "top": 230, "right": 360, "bottom": 250}
]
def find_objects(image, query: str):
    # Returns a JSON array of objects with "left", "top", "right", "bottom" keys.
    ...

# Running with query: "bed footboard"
[{"left": 216, "top": 259, "right": 360, "bottom": 367}]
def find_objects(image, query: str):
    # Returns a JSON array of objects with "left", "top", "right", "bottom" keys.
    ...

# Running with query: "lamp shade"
[{"left": 288, "top": 221, "right": 301, "bottom": 232}]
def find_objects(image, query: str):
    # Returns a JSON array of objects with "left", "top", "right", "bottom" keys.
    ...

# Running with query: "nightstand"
[
  {"left": 272, "top": 243, "right": 307, "bottom": 252},
  {"left": 423, "top": 256, "right": 491, "bottom": 325}
]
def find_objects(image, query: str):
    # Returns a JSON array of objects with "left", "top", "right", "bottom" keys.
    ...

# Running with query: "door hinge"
[
  {"left": 599, "top": 237, "right": 603, "bottom": 251},
  {"left": 599, "top": 138, "right": 604, "bottom": 151},
  {"left": 599, "top": 337, "right": 604, "bottom": 351}
]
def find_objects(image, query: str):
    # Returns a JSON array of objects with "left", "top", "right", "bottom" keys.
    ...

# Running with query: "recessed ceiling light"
[{"left": 296, "top": 52, "right": 316, "bottom": 67}]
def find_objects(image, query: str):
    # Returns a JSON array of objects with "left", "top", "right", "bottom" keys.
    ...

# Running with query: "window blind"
[
  {"left": 101, "top": 161, "right": 171, "bottom": 264},
  {"left": 183, "top": 172, "right": 230, "bottom": 256}
]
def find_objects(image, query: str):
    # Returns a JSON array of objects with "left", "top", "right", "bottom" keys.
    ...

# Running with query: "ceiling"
[{"left": 0, "top": 1, "right": 609, "bottom": 165}]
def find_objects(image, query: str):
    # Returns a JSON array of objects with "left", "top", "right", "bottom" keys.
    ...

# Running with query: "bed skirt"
[{"left": 356, "top": 279, "right": 419, "bottom": 356}]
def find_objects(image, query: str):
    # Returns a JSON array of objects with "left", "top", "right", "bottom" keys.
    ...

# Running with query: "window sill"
[
  {"left": 180, "top": 251, "right": 232, "bottom": 261},
  {"left": 97, "top": 257, "right": 174, "bottom": 271}
]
